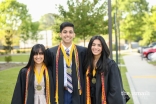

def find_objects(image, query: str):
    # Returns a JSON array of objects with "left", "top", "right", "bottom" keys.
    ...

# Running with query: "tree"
[
  {"left": 57, "top": 0, "right": 108, "bottom": 46},
  {"left": 19, "top": 15, "right": 32, "bottom": 50},
  {"left": 120, "top": 14, "right": 143, "bottom": 41},
  {"left": 3, "top": 30, "right": 13, "bottom": 62},
  {"left": 39, "top": 13, "right": 55, "bottom": 47},
  {"left": 140, "top": 5, "right": 156, "bottom": 45},
  {"left": 39, "top": 13, "right": 55, "bottom": 30},
  {"left": 0, "top": 0, "right": 31, "bottom": 47},
  {"left": 49, "top": 14, "right": 64, "bottom": 46},
  {"left": 112, "top": 0, "right": 149, "bottom": 45},
  {"left": 30, "top": 21, "right": 40, "bottom": 42},
  {"left": 0, "top": 30, "right": 5, "bottom": 45}
]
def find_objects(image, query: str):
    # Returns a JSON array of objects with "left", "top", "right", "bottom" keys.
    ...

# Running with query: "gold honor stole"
[
  {"left": 24, "top": 64, "right": 50, "bottom": 104},
  {"left": 34, "top": 65, "right": 45, "bottom": 85},
  {"left": 86, "top": 67, "right": 106, "bottom": 104},
  {"left": 60, "top": 43, "right": 74, "bottom": 67},
  {"left": 55, "top": 43, "right": 81, "bottom": 104}
]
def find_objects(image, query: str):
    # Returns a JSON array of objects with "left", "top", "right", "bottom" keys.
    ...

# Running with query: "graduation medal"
[
  {"left": 34, "top": 65, "right": 45, "bottom": 91},
  {"left": 92, "top": 78, "right": 96, "bottom": 84},
  {"left": 36, "top": 85, "right": 42, "bottom": 91},
  {"left": 67, "top": 68, "right": 72, "bottom": 74}
]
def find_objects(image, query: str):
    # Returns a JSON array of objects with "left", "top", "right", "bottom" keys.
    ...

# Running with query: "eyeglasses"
[{"left": 34, "top": 52, "right": 44, "bottom": 55}]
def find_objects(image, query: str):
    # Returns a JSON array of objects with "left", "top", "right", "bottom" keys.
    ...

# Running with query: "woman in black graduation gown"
[
  {"left": 11, "top": 44, "right": 54, "bottom": 104},
  {"left": 84, "top": 36, "right": 126, "bottom": 104}
]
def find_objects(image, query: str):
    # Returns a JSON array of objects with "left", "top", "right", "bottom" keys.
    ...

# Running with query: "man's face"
[{"left": 60, "top": 26, "right": 75, "bottom": 46}]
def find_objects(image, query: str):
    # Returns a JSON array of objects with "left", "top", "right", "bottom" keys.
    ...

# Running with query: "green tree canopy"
[
  {"left": 113, "top": 0, "right": 149, "bottom": 43},
  {"left": 0, "top": 0, "right": 31, "bottom": 47},
  {"left": 56, "top": 0, "right": 108, "bottom": 46},
  {"left": 39, "top": 13, "right": 55, "bottom": 30},
  {"left": 30, "top": 21, "right": 40, "bottom": 42},
  {"left": 39, "top": 13, "right": 55, "bottom": 47},
  {"left": 140, "top": 5, "right": 156, "bottom": 45},
  {"left": 0, "top": 0, "right": 30, "bottom": 30}
]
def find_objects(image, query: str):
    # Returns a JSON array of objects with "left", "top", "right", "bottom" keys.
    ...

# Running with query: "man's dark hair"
[{"left": 60, "top": 22, "right": 74, "bottom": 32}]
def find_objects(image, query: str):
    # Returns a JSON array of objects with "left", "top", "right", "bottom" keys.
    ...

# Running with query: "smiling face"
[
  {"left": 33, "top": 49, "right": 44, "bottom": 65},
  {"left": 91, "top": 39, "right": 102, "bottom": 58},
  {"left": 60, "top": 26, "right": 75, "bottom": 47}
]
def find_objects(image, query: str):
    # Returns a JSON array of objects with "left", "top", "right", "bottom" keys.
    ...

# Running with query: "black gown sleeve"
[
  {"left": 107, "top": 62, "right": 126, "bottom": 104},
  {"left": 47, "top": 66, "right": 55, "bottom": 104},
  {"left": 11, "top": 68, "right": 26, "bottom": 104},
  {"left": 45, "top": 48, "right": 54, "bottom": 67}
]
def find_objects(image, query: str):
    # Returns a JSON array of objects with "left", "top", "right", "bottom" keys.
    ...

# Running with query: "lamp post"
[
  {"left": 115, "top": 0, "right": 119, "bottom": 64},
  {"left": 114, "top": 13, "right": 118, "bottom": 64},
  {"left": 108, "top": 0, "right": 112, "bottom": 59}
]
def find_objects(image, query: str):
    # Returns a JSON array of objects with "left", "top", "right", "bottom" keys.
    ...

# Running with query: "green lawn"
[
  {"left": 148, "top": 60, "right": 156, "bottom": 66},
  {"left": 114, "top": 54, "right": 134, "bottom": 104},
  {"left": 118, "top": 54, "right": 134, "bottom": 104},
  {"left": 0, "top": 66, "right": 23, "bottom": 104},
  {"left": 0, "top": 54, "right": 29, "bottom": 62},
  {"left": 120, "top": 66, "right": 134, "bottom": 104}
]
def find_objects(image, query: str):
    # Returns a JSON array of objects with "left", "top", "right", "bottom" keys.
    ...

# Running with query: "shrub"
[
  {"left": 22, "top": 51, "right": 26, "bottom": 53},
  {"left": 112, "top": 44, "right": 116, "bottom": 51},
  {"left": 16, "top": 50, "right": 20, "bottom": 53},
  {"left": 5, "top": 56, "right": 12, "bottom": 63}
]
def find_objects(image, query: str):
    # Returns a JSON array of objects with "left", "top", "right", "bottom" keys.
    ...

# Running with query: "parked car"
[
  {"left": 142, "top": 46, "right": 156, "bottom": 60},
  {"left": 138, "top": 42, "right": 156, "bottom": 53},
  {"left": 151, "top": 52, "right": 156, "bottom": 61},
  {"left": 138, "top": 46, "right": 148, "bottom": 53}
]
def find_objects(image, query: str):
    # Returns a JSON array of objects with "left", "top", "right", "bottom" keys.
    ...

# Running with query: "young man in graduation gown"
[{"left": 46, "top": 22, "right": 86, "bottom": 104}]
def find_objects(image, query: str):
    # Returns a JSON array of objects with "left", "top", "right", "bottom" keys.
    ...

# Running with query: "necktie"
[{"left": 66, "top": 48, "right": 73, "bottom": 93}]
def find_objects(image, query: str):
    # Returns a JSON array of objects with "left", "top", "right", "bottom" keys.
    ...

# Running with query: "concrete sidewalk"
[{"left": 123, "top": 53, "right": 156, "bottom": 104}]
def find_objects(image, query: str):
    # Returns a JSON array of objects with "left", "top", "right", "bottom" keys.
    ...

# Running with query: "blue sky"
[{"left": 17, "top": 0, "right": 156, "bottom": 21}]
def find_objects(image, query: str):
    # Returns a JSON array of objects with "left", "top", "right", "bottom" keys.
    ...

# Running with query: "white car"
[
  {"left": 151, "top": 52, "right": 156, "bottom": 61},
  {"left": 138, "top": 42, "right": 156, "bottom": 53}
]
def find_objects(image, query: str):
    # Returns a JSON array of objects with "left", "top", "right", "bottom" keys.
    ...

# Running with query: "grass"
[
  {"left": 0, "top": 54, "right": 29, "bottom": 62},
  {"left": 118, "top": 54, "right": 134, "bottom": 104},
  {"left": 114, "top": 53, "right": 134, "bottom": 104},
  {"left": 120, "top": 66, "right": 134, "bottom": 104},
  {"left": 148, "top": 60, "right": 156, "bottom": 65},
  {"left": 0, "top": 66, "right": 23, "bottom": 104}
]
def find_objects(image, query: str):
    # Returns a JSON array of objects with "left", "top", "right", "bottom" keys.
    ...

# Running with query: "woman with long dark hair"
[
  {"left": 84, "top": 35, "right": 126, "bottom": 104},
  {"left": 11, "top": 44, "right": 54, "bottom": 104}
]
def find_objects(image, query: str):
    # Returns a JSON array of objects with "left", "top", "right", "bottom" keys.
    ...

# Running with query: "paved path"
[{"left": 123, "top": 53, "right": 156, "bottom": 104}]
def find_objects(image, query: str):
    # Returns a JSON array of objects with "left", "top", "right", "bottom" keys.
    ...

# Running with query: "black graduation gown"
[
  {"left": 11, "top": 66, "right": 55, "bottom": 104},
  {"left": 84, "top": 59, "right": 126, "bottom": 104},
  {"left": 46, "top": 45, "right": 86, "bottom": 104}
]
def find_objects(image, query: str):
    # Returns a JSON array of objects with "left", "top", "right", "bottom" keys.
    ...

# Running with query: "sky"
[
  {"left": 17, "top": 0, "right": 156, "bottom": 21},
  {"left": 17, "top": 0, "right": 67, "bottom": 21}
]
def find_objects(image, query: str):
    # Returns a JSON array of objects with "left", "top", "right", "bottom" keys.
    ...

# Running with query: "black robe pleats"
[
  {"left": 46, "top": 45, "right": 86, "bottom": 104},
  {"left": 11, "top": 66, "right": 55, "bottom": 104},
  {"left": 84, "top": 59, "right": 126, "bottom": 104}
]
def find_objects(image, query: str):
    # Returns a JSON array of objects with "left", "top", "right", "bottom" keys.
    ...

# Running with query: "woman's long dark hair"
[
  {"left": 24, "top": 44, "right": 46, "bottom": 86},
  {"left": 84, "top": 35, "right": 110, "bottom": 75}
]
